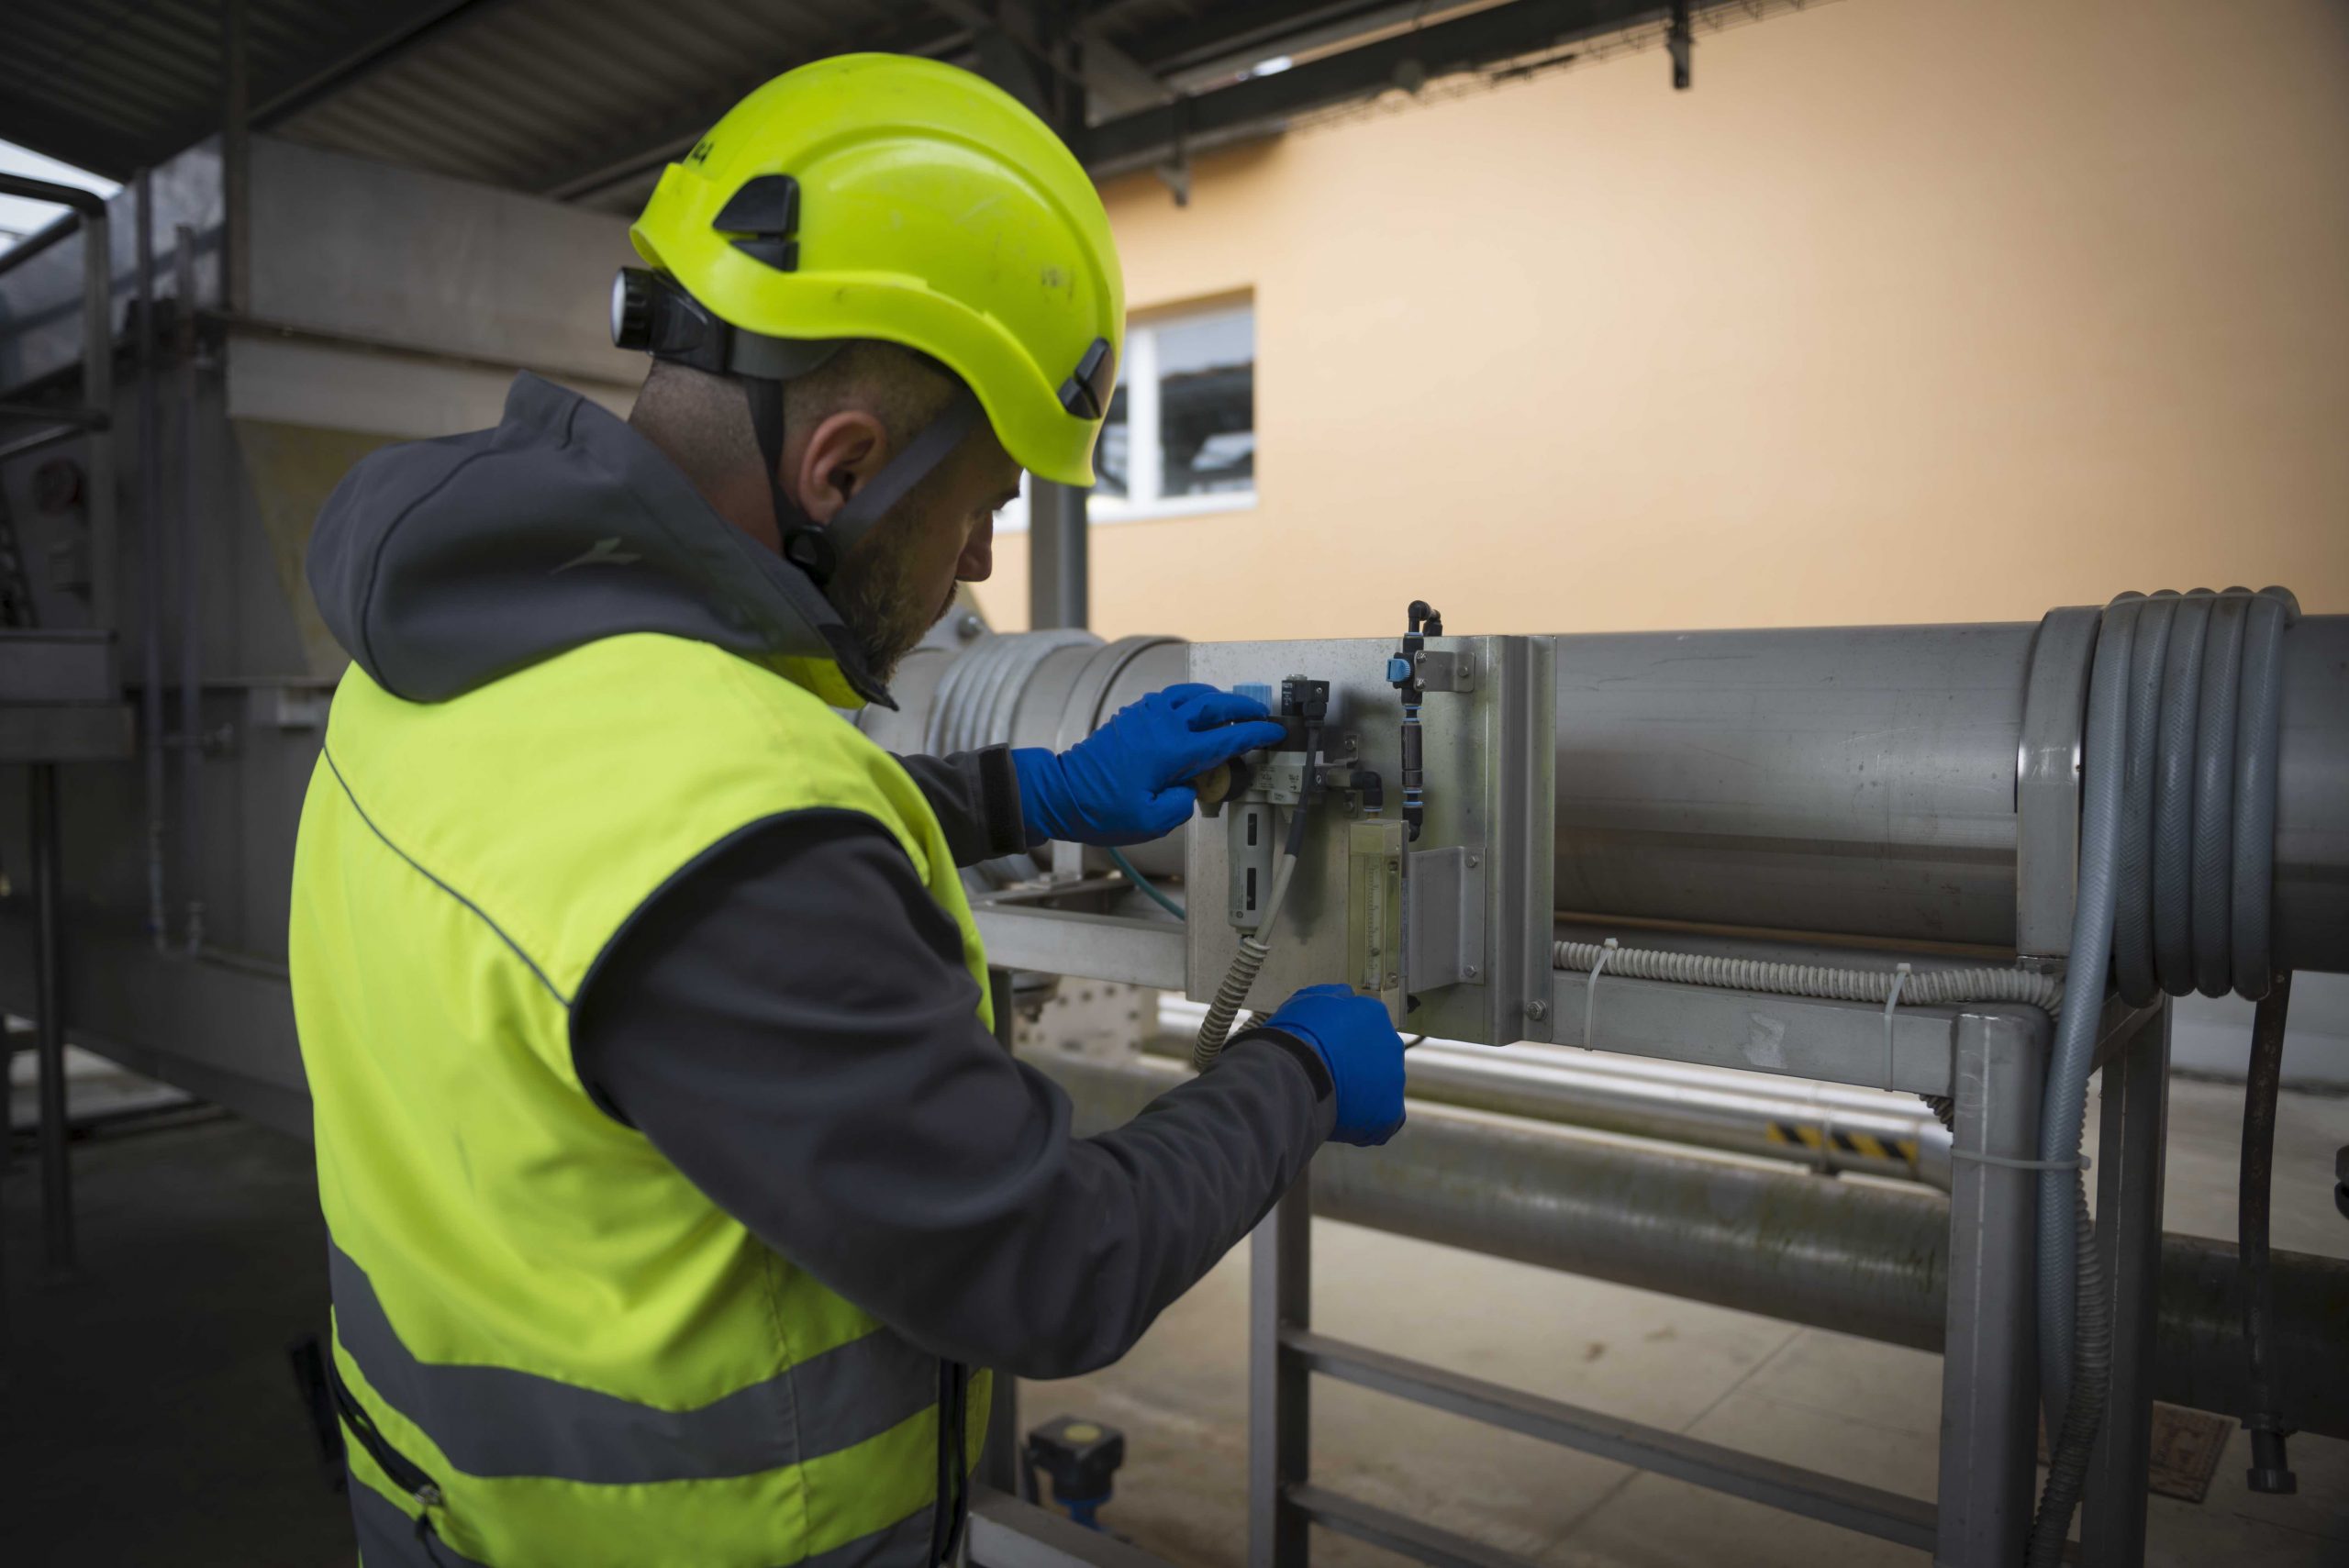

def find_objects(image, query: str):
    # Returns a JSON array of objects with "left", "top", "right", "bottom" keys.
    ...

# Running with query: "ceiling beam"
[
  {"left": 254, "top": 0, "right": 528, "bottom": 128},
  {"left": 1110, "top": 0, "right": 1401, "bottom": 77},
  {"left": 535, "top": 16, "right": 974, "bottom": 205},
  {"left": 0, "top": 95, "right": 147, "bottom": 184},
  {"left": 924, "top": 0, "right": 1174, "bottom": 122},
  {"left": 1078, "top": 0, "right": 1673, "bottom": 178}
]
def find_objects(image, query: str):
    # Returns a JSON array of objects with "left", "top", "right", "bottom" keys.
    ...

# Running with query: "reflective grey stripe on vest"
[
  {"left": 330, "top": 1242, "right": 939, "bottom": 1484},
  {"left": 350, "top": 1471, "right": 941, "bottom": 1568}
]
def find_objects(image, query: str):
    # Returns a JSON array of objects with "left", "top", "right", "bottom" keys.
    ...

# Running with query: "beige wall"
[{"left": 970, "top": 0, "right": 2349, "bottom": 642}]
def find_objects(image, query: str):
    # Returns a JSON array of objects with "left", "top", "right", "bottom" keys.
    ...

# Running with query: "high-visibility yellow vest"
[{"left": 289, "top": 631, "right": 992, "bottom": 1568}]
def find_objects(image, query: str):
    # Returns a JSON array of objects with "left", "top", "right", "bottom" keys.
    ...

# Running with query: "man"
[{"left": 290, "top": 53, "right": 1407, "bottom": 1568}]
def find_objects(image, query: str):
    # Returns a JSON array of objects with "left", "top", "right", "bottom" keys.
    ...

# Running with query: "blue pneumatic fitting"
[
  {"left": 1385, "top": 656, "right": 1411, "bottom": 684},
  {"left": 1234, "top": 682, "right": 1275, "bottom": 711}
]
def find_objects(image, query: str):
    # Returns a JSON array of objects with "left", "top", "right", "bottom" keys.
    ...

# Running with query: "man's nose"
[{"left": 958, "top": 515, "right": 995, "bottom": 582}]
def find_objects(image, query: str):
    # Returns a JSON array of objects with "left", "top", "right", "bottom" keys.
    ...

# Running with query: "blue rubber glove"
[
  {"left": 1258, "top": 984, "right": 1408, "bottom": 1147},
  {"left": 1013, "top": 684, "right": 1286, "bottom": 847}
]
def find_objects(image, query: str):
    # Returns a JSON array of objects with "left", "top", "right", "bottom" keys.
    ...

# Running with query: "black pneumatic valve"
[{"left": 1022, "top": 1416, "right": 1126, "bottom": 1529}]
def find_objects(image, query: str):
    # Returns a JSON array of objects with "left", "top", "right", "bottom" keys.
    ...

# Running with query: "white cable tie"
[
  {"left": 1949, "top": 1148, "right": 2092, "bottom": 1173},
  {"left": 1582, "top": 938, "right": 1620, "bottom": 1051},
  {"left": 1881, "top": 962, "right": 1910, "bottom": 1091}
]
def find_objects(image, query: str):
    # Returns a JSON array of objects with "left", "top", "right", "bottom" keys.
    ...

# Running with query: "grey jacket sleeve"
[
  {"left": 571, "top": 811, "right": 1332, "bottom": 1378},
  {"left": 890, "top": 745, "right": 1030, "bottom": 867}
]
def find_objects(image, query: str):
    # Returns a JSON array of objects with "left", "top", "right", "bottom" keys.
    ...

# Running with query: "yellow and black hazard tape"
[{"left": 1764, "top": 1122, "right": 1922, "bottom": 1169}]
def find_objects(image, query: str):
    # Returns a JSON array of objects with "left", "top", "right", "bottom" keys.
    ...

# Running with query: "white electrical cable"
[{"left": 1193, "top": 851, "right": 1300, "bottom": 1071}]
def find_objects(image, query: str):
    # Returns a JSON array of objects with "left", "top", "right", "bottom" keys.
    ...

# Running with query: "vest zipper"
[{"left": 327, "top": 1351, "right": 445, "bottom": 1514}]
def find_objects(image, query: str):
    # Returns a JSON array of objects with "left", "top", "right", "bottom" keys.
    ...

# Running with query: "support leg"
[
  {"left": 31, "top": 762, "right": 73, "bottom": 1270},
  {"left": 1936, "top": 1011, "right": 2046, "bottom": 1567},
  {"left": 2081, "top": 1004, "right": 2170, "bottom": 1567},
  {"left": 1249, "top": 1171, "right": 1311, "bottom": 1568}
]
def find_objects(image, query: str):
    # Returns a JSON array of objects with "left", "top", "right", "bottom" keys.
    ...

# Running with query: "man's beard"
[{"left": 826, "top": 517, "right": 954, "bottom": 686}]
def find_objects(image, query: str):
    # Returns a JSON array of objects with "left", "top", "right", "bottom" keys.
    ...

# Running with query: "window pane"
[
  {"left": 1091, "top": 383, "right": 1130, "bottom": 499},
  {"left": 1155, "top": 307, "right": 1253, "bottom": 497}
]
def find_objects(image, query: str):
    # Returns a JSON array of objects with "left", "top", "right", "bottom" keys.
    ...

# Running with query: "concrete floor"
[
  {"left": 4, "top": 1106, "right": 357, "bottom": 1568},
  {"left": 6, "top": 1069, "right": 2345, "bottom": 1567}
]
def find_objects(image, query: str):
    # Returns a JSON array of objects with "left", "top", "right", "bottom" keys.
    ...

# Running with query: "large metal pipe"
[
  {"left": 870, "top": 617, "right": 2349, "bottom": 968},
  {"left": 1552, "top": 618, "right": 2347, "bottom": 968},
  {"left": 1152, "top": 1000, "right": 1954, "bottom": 1185},
  {"left": 1036, "top": 1051, "right": 2349, "bottom": 1440}
]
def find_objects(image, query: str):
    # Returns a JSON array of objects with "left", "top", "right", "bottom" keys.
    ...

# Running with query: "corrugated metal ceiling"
[
  {"left": 0, "top": 0, "right": 1406, "bottom": 198},
  {"left": 0, "top": 2, "right": 1733, "bottom": 213}
]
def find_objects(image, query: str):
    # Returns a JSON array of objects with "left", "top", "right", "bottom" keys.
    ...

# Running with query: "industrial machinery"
[
  {"left": 4, "top": 123, "right": 2347, "bottom": 1568},
  {"left": 863, "top": 603, "right": 2349, "bottom": 1568}
]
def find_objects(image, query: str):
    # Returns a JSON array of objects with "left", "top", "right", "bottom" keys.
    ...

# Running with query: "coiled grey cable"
[
  {"left": 2191, "top": 592, "right": 2249, "bottom": 996},
  {"left": 2149, "top": 590, "right": 2213, "bottom": 988},
  {"left": 2110, "top": 591, "right": 2176, "bottom": 1006},
  {"left": 2231, "top": 593, "right": 2291, "bottom": 999},
  {"left": 2032, "top": 584, "right": 2297, "bottom": 1549},
  {"left": 1196, "top": 726, "right": 1320, "bottom": 1072}
]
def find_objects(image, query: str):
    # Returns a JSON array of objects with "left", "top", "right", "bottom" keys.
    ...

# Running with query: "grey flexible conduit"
[
  {"left": 2030, "top": 1177, "right": 2111, "bottom": 1567},
  {"left": 2037, "top": 594, "right": 2137, "bottom": 1433},
  {"left": 1551, "top": 944, "right": 2065, "bottom": 1011}
]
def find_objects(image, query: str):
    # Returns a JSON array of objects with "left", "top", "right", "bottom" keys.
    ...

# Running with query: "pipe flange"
[
  {"left": 1055, "top": 635, "right": 1184, "bottom": 754},
  {"left": 2015, "top": 606, "right": 2103, "bottom": 959}
]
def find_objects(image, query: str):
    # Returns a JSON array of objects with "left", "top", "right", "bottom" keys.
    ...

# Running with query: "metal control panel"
[{"left": 1184, "top": 633, "right": 1556, "bottom": 1047}]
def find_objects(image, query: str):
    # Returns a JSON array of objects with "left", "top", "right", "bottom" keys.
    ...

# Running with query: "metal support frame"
[
  {"left": 1028, "top": 477, "right": 1089, "bottom": 631},
  {"left": 1249, "top": 1173, "right": 1313, "bottom": 1568},
  {"left": 1241, "top": 986, "right": 2068, "bottom": 1568},
  {"left": 2082, "top": 1003, "right": 2172, "bottom": 1566},
  {"left": 983, "top": 0, "right": 1092, "bottom": 637},
  {"left": 1935, "top": 1010, "right": 2050, "bottom": 1565}
]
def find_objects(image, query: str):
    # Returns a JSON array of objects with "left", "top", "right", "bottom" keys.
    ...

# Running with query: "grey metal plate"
[{"left": 1184, "top": 636, "right": 1553, "bottom": 1046}]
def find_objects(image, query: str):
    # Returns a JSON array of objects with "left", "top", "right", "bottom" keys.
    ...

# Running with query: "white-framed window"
[{"left": 996, "top": 300, "right": 1255, "bottom": 530}]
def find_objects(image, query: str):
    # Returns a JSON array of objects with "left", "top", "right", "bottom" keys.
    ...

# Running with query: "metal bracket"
[
  {"left": 1410, "top": 649, "right": 1475, "bottom": 693},
  {"left": 2015, "top": 606, "right": 2101, "bottom": 958},
  {"left": 1406, "top": 846, "right": 1486, "bottom": 988}
]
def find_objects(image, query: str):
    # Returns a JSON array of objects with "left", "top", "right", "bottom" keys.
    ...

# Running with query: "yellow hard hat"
[{"left": 625, "top": 53, "right": 1124, "bottom": 489}]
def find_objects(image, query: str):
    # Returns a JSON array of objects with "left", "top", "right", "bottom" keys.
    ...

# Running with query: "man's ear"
[{"left": 791, "top": 409, "right": 893, "bottom": 526}]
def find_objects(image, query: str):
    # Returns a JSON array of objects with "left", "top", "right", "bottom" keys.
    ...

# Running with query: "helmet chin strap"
[{"left": 741, "top": 377, "right": 985, "bottom": 589}]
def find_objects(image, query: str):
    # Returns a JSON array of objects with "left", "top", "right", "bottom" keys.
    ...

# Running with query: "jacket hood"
[{"left": 307, "top": 373, "right": 891, "bottom": 708}]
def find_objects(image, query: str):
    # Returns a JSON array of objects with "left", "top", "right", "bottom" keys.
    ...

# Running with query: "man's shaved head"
[
  {"left": 629, "top": 341, "right": 1019, "bottom": 683},
  {"left": 629, "top": 342, "right": 961, "bottom": 497}
]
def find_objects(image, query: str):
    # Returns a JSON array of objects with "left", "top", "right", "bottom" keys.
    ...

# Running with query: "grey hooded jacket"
[{"left": 306, "top": 373, "right": 1331, "bottom": 1378}]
